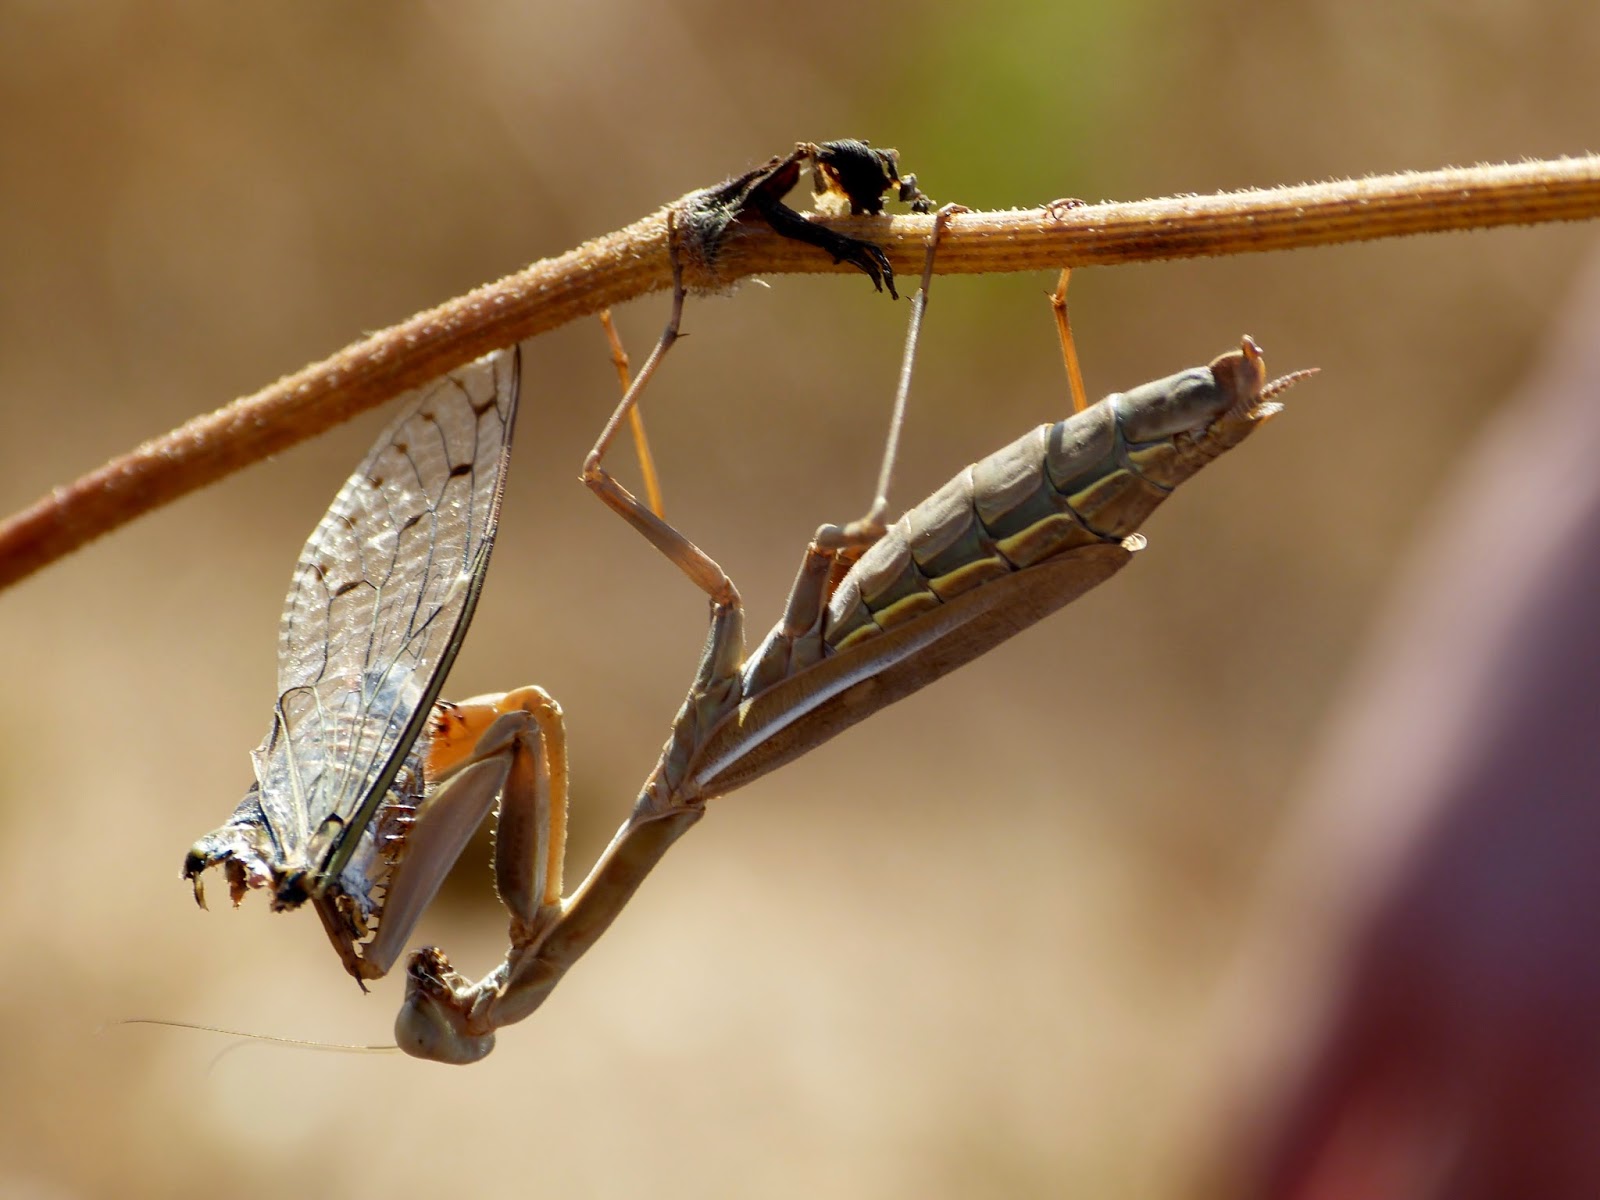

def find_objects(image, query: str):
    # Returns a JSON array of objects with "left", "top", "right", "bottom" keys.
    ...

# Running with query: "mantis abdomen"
[
  {"left": 826, "top": 341, "right": 1286, "bottom": 649},
  {"left": 692, "top": 338, "right": 1311, "bottom": 798}
]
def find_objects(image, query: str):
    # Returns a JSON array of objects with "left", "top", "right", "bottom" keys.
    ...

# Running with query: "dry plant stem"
[{"left": 3, "top": 155, "right": 1599, "bottom": 591}]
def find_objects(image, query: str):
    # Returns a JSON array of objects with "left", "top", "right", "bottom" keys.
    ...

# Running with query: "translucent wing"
[{"left": 186, "top": 347, "right": 520, "bottom": 943}]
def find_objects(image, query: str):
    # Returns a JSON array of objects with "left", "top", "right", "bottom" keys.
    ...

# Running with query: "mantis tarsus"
[{"left": 187, "top": 203, "right": 1314, "bottom": 1063}]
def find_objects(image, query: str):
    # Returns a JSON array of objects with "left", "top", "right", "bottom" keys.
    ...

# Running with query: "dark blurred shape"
[{"left": 1209, "top": 244, "right": 1600, "bottom": 1199}]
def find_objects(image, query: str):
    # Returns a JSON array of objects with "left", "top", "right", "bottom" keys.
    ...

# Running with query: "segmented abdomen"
[{"left": 823, "top": 365, "right": 1225, "bottom": 651}]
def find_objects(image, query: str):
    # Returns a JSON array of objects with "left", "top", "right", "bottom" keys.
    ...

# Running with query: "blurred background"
[{"left": 1, "top": 3, "right": 1595, "bottom": 1196}]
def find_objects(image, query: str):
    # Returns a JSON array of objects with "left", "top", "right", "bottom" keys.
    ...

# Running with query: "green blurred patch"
[{"left": 899, "top": 0, "right": 1158, "bottom": 205}]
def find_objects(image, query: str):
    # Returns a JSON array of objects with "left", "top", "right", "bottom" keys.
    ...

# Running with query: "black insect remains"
[{"left": 675, "top": 139, "right": 933, "bottom": 299}]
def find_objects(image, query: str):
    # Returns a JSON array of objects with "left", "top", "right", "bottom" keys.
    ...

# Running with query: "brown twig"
[{"left": 3, "top": 154, "right": 1599, "bottom": 591}]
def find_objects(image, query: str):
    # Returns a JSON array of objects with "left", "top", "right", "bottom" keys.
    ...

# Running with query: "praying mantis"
[{"left": 185, "top": 200, "right": 1315, "bottom": 1063}]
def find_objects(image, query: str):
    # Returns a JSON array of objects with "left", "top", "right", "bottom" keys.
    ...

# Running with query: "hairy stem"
[{"left": 3, "top": 154, "right": 1598, "bottom": 590}]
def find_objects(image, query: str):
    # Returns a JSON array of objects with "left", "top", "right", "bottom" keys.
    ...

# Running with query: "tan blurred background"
[{"left": 1, "top": 3, "right": 1594, "bottom": 1196}]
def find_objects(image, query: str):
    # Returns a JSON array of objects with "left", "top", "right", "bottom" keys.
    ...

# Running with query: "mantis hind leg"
[
  {"left": 746, "top": 204, "right": 968, "bottom": 688},
  {"left": 817, "top": 202, "right": 968, "bottom": 555}
]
